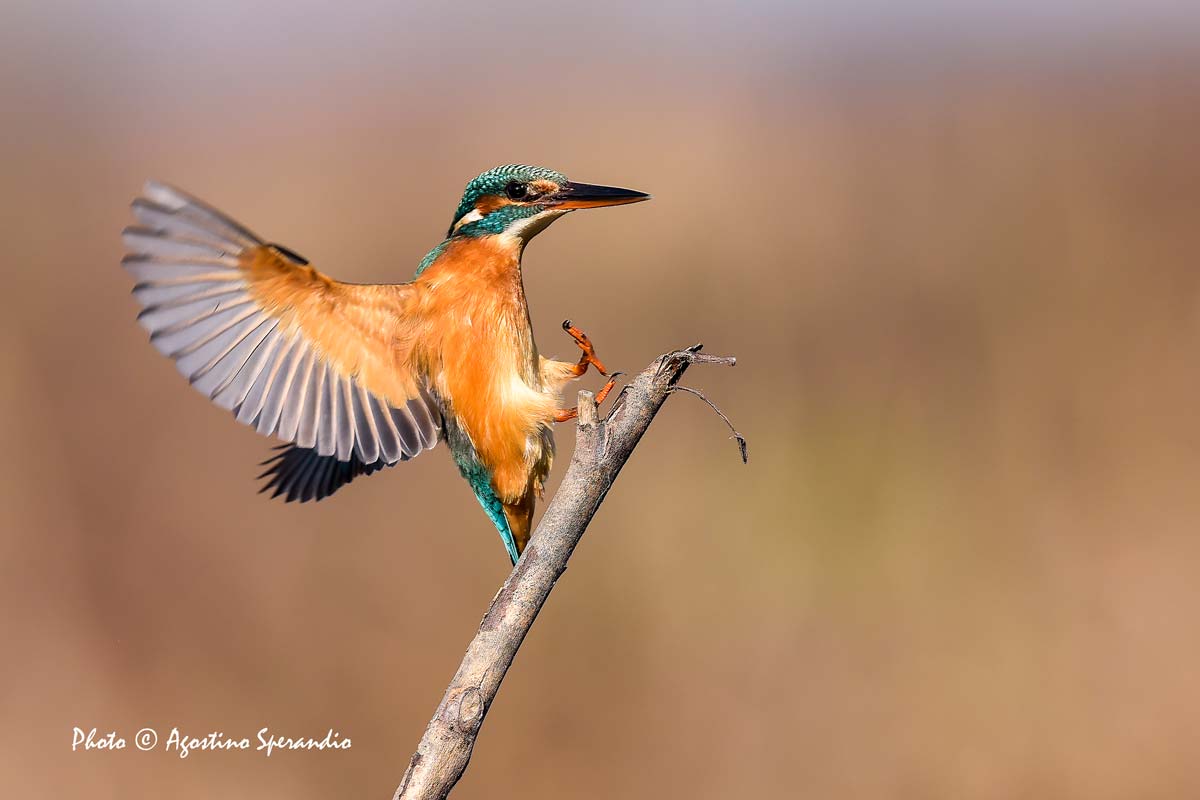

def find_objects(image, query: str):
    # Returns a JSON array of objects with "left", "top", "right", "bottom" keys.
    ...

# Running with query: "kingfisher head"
[{"left": 446, "top": 164, "right": 649, "bottom": 243}]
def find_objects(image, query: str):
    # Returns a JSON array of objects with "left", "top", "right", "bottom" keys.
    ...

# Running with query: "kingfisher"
[{"left": 122, "top": 165, "right": 649, "bottom": 564}]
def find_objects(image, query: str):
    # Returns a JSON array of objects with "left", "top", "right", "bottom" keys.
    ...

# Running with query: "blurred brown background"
[{"left": 3, "top": 1, "right": 1200, "bottom": 797}]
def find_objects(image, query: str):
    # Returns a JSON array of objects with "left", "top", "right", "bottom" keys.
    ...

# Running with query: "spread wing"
[{"left": 122, "top": 181, "right": 440, "bottom": 465}]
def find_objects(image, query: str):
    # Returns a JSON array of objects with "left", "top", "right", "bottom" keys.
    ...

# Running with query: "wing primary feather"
[
  {"left": 296, "top": 455, "right": 325, "bottom": 502},
  {"left": 317, "top": 455, "right": 341, "bottom": 499},
  {"left": 202, "top": 318, "right": 278, "bottom": 403},
  {"left": 287, "top": 451, "right": 323, "bottom": 503},
  {"left": 335, "top": 375, "right": 355, "bottom": 461},
  {"left": 220, "top": 323, "right": 283, "bottom": 413},
  {"left": 131, "top": 197, "right": 256, "bottom": 250},
  {"left": 277, "top": 349, "right": 316, "bottom": 443},
  {"left": 122, "top": 226, "right": 232, "bottom": 260},
  {"left": 296, "top": 357, "right": 325, "bottom": 450},
  {"left": 257, "top": 339, "right": 307, "bottom": 437},
  {"left": 123, "top": 255, "right": 242, "bottom": 281},
  {"left": 257, "top": 452, "right": 289, "bottom": 473},
  {"left": 340, "top": 376, "right": 357, "bottom": 455},
  {"left": 411, "top": 387, "right": 442, "bottom": 447},
  {"left": 133, "top": 279, "right": 246, "bottom": 309},
  {"left": 351, "top": 384, "right": 381, "bottom": 464},
  {"left": 142, "top": 181, "right": 264, "bottom": 248},
  {"left": 176, "top": 312, "right": 263, "bottom": 386},
  {"left": 389, "top": 406, "right": 421, "bottom": 456},
  {"left": 299, "top": 455, "right": 330, "bottom": 503},
  {"left": 150, "top": 307, "right": 259, "bottom": 368},
  {"left": 368, "top": 393, "right": 403, "bottom": 463},
  {"left": 140, "top": 295, "right": 252, "bottom": 340},
  {"left": 136, "top": 285, "right": 244, "bottom": 319},
  {"left": 316, "top": 364, "right": 338, "bottom": 457},
  {"left": 238, "top": 332, "right": 296, "bottom": 427}
]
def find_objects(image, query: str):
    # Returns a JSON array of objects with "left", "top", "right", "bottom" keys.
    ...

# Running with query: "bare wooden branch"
[{"left": 393, "top": 344, "right": 738, "bottom": 800}]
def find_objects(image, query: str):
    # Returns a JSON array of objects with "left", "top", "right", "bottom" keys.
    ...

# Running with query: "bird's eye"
[{"left": 505, "top": 182, "right": 529, "bottom": 200}]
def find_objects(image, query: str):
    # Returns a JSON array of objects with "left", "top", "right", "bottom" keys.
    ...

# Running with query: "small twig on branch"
[
  {"left": 669, "top": 384, "right": 748, "bottom": 464},
  {"left": 393, "top": 345, "right": 740, "bottom": 800}
]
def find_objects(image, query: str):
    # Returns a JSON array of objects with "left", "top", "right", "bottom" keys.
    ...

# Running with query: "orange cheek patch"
[
  {"left": 529, "top": 179, "right": 559, "bottom": 196},
  {"left": 474, "top": 194, "right": 509, "bottom": 215}
]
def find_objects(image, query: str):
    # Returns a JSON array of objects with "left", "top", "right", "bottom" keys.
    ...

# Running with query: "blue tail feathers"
[
  {"left": 461, "top": 464, "right": 519, "bottom": 565},
  {"left": 448, "top": 421, "right": 520, "bottom": 565}
]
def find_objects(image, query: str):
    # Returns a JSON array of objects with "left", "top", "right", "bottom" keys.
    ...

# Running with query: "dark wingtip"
[
  {"left": 255, "top": 445, "right": 394, "bottom": 504},
  {"left": 266, "top": 243, "right": 310, "bottom": 265}
]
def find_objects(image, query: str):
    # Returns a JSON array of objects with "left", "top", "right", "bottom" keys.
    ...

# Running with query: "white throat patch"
[{"left": 504, "top": 208, "right": 570, "bottom": 242}]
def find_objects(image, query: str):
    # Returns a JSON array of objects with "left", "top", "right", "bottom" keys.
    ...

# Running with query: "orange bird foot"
[
  {"left": 562, "top": 319, "right": 609, "bottom": 377},
  {"left": 554, "top": 373, "right": 623, "bottom": 422}
]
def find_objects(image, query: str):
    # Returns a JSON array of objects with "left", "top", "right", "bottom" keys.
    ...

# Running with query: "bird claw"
[
  {"left": 594, "top": 373, "right": 621, "bottom": 404},
  {"left": 553, "top": 372, "right": 624, "bottom": 423},
  {"left": 562, "top": 319, "right": 609, "bottom": 376}
]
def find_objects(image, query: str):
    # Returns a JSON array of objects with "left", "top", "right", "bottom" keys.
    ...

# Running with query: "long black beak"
[{"left": 548, "top": 181, "right": 650, "bottom": 209}]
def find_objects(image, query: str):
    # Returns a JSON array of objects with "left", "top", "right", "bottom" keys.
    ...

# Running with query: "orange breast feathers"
[{"left": 410, "top": 237, "right": 565, "bottom": 502}]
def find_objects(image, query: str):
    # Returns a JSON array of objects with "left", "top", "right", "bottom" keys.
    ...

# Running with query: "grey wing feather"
[{"left": 123, "top": 181, "right": 443, "bottom": 492}]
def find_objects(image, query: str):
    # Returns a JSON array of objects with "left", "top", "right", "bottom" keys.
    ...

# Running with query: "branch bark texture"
[{"left": 393, "top": 345, "right": 737, "bottom": 800}]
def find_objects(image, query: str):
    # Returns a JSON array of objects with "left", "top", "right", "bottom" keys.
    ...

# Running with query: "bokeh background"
[{"left": 3, "top": 1, "right": 1200, "bottom": 797}]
